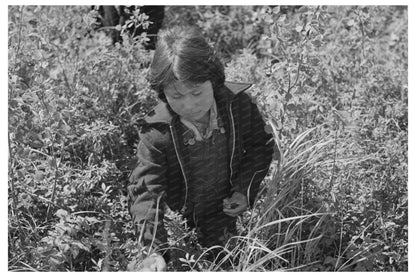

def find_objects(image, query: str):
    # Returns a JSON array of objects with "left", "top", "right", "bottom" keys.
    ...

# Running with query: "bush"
[{"left": 8, "top": 5, "right": 156, "bottom": 271}]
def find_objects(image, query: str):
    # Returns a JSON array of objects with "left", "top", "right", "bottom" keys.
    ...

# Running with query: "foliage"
[
  {"left": 8, "top": 5, "right": 155, "bottom": 271},
  {"left": 226, "top": 5, "right": 407, "bottom": 271},
  {"left": 8, "top": 5, "right": 407, "bottom": 272}
]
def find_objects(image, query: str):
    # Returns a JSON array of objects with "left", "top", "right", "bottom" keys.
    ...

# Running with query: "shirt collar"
[{"left": 180, "top": 100, "right": 220, "bottom": 141}]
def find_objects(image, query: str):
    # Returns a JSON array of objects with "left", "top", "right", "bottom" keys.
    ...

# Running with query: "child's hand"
[
  {"left": 127, "top": 253, "right": 167, "bottom": 272},
  {"left": 223, "top": 192, "right": 248, "bottom": 217}
]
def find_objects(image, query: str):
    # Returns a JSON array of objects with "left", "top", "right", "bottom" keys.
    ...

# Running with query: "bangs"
[
  {"left": 156, "top": 57, "right": 211, "bottom": 90},
  {"left": 157, "top": 63, "right": 178, "bottom": 89},
  {"left": 172, "top": 55, "right": 212, "bottom": 85}
]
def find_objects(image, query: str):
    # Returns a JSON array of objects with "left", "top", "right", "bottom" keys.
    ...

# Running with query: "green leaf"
[
  {"left": 324, "top": 256, "right": 336, "bottom": 265},
  {"left": 272, "top": 6, "right": 280, "bottom": 14},
  {"left": 39, "top": 248, "right": 57, "bottom": 257},
  {"left": 85, "top": 216, "right": 100, "bottom": 224},
  {"left": 72, "top": 240, "right": 90, "bottom": 252},
  {"left": 286, "top": 103, "right": 297, "bottom": 111},
  {"left": 285, "top": 92, "right": 292, "bottom": 102},
  {"left": 49, "top": 256, "right": 62, "bottom": 266},
  {"left": 56, "top": 209, "right": 69, "bottom": 219},
  {"left": 49, "top": 66, "right": 62, "bottom": 80},
  {"left": 264, "top": 124, "right": 273, "bottom": 134},
  {"left": 71, "top": 247, "right": 80, "bottom": 259},
  {"left": 61, "top": 243, "right": 70, "bottom": 253},
  {"left": 297, "top": 6, "right": 309, "bottom": 13},
  {"left": 179, "top": 258, "right": 187, "bottom": 263},
  {"left": 264, "top": 14, "right": 273, "bottom": 24},
  {"left": 312, "top": 39, "right": 322, "bottom": 48},
  {"left": 310, "top": 57, "right": 321, "bottom": 66},
  {"left": 34, "top": 171, "right": 44, "bottom": 182},
  {"left": 17, "top": 170, "right": 25, "bottom": 179},
  {"left": 48, "top": 157, "right": 56, "bottom": 168}
]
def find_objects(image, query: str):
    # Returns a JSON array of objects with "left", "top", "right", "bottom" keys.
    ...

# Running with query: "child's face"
[{"left": 164, "top": 80, "right": 214, "bottom": 121}]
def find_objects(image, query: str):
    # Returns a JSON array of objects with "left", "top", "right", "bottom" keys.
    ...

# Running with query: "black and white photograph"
[{"left": 6, "top": 3, "right": 410, "bottom": 272}]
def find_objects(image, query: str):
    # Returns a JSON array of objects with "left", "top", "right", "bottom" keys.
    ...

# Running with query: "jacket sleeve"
[
  {"left": 127, "top": 126, "right": 169, "bottom": 256},
  {"left": 236, "top": 93, "right": 275, "bottom": 206}
]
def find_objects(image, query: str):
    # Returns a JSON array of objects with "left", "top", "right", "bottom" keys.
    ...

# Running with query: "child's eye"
[{"left": 192, "top": 91, "right": 202, "bottom": 96}]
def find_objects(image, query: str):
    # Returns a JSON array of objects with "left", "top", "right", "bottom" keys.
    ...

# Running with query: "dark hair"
[{"left": 147, "top": 26, "right": 225, "bottom": 102}]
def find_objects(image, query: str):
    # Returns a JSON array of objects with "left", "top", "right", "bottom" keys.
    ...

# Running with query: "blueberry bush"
[{"left": 8, "top": 5, "right": 407, "bottom": 271}]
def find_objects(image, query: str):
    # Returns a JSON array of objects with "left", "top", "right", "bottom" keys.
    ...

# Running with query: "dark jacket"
[{"left": 127, "top": 82, "right": 274, "bottom": 253}]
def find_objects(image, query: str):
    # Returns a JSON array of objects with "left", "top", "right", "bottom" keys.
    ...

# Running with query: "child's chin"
[{"left": 185, "top": 112, "right": 207, "bottom": 121}]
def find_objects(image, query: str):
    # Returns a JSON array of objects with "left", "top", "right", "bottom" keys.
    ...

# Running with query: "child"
[{"left": 127, "top": 26, "right": 274, "bottom": 271}]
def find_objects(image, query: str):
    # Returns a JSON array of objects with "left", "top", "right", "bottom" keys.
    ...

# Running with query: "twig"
[
  {"left": 287, "top": 59, "right": 302, "bottom": 94},
  {"left": 329, "top": 125, "right": 338, "bottom": 188},
  {"left": 45, "top": 158, "right": 59, "bottom": 220},
  {"left": 40, "top": 87, "right": 65, "bottom": 220},
  {"left": 48, "top": 41, "right": 73, "bottom": 98},
  {"left": 13, "top": 261, "right": 39, "bottom": 272},
  {"left": 56, "top": 58, "right": 73, "bottom": 97},
  {"left": 12, "top": 6, "right": 24, "bottom": 70},
  {"left": 101, "top": 220, "right": 112, "bottom": 271},
  {"left": 353, "top": 8, "right": 366, "bottom": 59},
  {"left": 8, "top": 133, "right": 17, "bottom": 217}
]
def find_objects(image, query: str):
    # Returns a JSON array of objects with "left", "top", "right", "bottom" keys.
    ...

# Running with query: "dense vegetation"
[{"left": 8, "top": 5, "right": 407, "bottom": 271}]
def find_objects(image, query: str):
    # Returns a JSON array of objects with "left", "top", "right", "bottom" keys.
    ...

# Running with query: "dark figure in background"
[
  {"left": 92, "top": 5, "right": 165, "bottom": 49},
  {"left": 272, "top": 5, "right": 303, "bottom": 14}
]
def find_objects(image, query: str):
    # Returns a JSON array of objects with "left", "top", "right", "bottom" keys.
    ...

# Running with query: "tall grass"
[{"left": 158, "top": 120, "right": 375, "bottom": 272}]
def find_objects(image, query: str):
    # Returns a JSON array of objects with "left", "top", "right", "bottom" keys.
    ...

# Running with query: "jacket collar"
[{"left": 144, "top": 81, "right": 252, "bottom": 124}]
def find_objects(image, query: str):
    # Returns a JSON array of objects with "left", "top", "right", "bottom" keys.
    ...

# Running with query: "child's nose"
[{"left": 184, "top": 96, "right": 199, "bottom": 109}]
